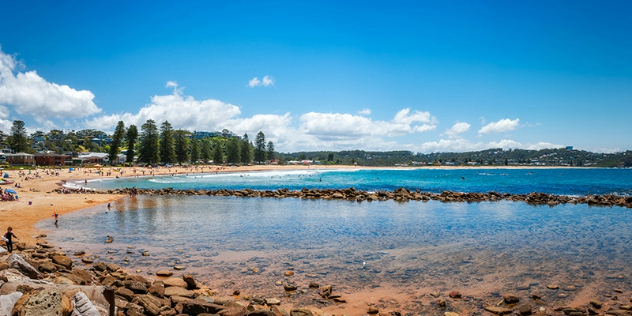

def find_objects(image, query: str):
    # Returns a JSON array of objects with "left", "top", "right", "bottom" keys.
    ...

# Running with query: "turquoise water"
[
  {"left": 82, "top": 168, "right": 632, "bottom": 196},
  {"left": 41, "top": 194, "right": 632, "bottom": 302}
]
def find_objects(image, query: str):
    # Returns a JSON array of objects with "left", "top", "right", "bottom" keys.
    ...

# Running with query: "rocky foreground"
[
  {"left": 2, "top": 237, "right": 632, "bottom": 316},
  {"left": 63, "top": 187, "right": 632, "bottom": 208}
]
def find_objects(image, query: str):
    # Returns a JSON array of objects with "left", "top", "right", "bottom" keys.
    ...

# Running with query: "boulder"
[
  {"left": 132, "top": 294, "right": 163, "bottom": 316},
  {"left": 164, "top": 277, "right": 188, "bottom": 288},
  {"left": 183, "top": 274, "right": 197, "bottom": 289},
  {"left": 38, "top": 261, "right": 58, "bottom": 273},
  {"left": 115, "top": 287, "right": 135, "bottom": 301},
  {"left": 165, "top": 286, "right": 195, "bottom": 298},
  {"left": 0, "top": 268, "right": 31, "bottom": 283},
  {"left": 11, "top": 288, "right": 68, "bottom": 316},
  {"left": 125, "top": 280, "right": 148, "bottom": 294},
  {"left": 7, "top": 254, "right": 42, "bottom": 279},
  {"left": 52, "top": 255, "right": 73, "bottom": 270},
  {"left": 148, "top": 284, "right": 165, "bottom": 298},
  {"left": 180, "top": 300, "right": 225, "bottom": 315},
  {"left": 0, "top": 292, "right": 23, "bottom": 316}
]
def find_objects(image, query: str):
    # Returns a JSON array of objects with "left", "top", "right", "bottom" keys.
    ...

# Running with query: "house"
[
  {"left": 6, "top": 153, "right": 35, "bottom": 165},
  {"left": 34, "top": 153, "right": 70, "bottom": 166},
  {"left": 76, "top": 152, "right": 109, "bottom": 165}
]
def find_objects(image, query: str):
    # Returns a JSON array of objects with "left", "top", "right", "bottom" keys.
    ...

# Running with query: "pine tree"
[
  {"left": 125, "top": 125, "right": 138, "bottom": 165},
  {"left": 240, "top": 133, "right": 251, "bottom": 165},
  {"left": 9, "top": 120, "right": 29, "bottom": 153},
  {"left": 190, "top": 138, "right": 199, "bottom": 163},
  {"left": 138, "top": 119, "right": 160, "bottom": 164},
  {"left": 267, "top": 141, "right": 275, "bottom": 161},
  {"left": 254, "top": 131, "right": 266, "bottom": 164},
  {"left": 226, "top": 137, "right": 241, "bottom": 164},
  {"left": 159, "top": 121, "right": 176, "bottom": 164},
  {"left": 212, "top": 140, "right": 223, "bottom": 164},
  {"left": 201, "top": 138, "right": 212, "bottom": 162},
  {"left": 108, "top": 121, "right": 125, "bottom": 165},
  {"left": 174, "top": 130, "right": 189, "bottom": 164}
]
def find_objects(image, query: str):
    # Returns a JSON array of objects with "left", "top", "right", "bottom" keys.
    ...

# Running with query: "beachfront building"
[
  {"left": 34, "top": 153, "right": 70, "bottom": 166},
  {"left": 76, "top": 152, "right": 109, "bottom": 165},
  {"left": 5, "top": 153, "right": 35, "bottom": 166}
]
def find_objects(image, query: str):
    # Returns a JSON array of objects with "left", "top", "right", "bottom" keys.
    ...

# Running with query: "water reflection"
[{"left": 40, "top": 195, "right": 632, "bottom": 303}]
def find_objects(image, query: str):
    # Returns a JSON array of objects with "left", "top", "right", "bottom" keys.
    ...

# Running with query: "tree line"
[{"left": 4, "top": 119, "right": 276, "bottom": 166}]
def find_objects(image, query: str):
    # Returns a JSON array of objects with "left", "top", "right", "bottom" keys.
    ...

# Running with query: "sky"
[{"left": 0, "top": 0, "right": 631, "bottom": 153}]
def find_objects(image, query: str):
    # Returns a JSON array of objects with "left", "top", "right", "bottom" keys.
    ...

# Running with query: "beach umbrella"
[{"left": 5, "top": 189, "right": 17, "bottom": 194}]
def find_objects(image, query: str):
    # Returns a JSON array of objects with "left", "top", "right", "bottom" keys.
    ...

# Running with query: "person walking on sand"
[{"left": 3, "top": 227, "right": 19, "bottom": 253}]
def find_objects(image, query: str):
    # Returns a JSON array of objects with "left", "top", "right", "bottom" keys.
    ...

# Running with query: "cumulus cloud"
[
  {"left": 358, "top": 108, "right": 371, "bottom": 115},
  {"left": 478, "top": 118, "right": 519, "bottom": 134},
  {"left": 248, "top": 75, "right": 275, "bottom": 87},
  {"left": 444, "top": 121, "right": 471, "bottom": 138},
  {"left": 0, "top": 47, "right": 101, "bottom": 124},
  {"left": 299, "top": 108, "right": 437, "bottom": 141},
  {"left": 418, "top": 138, "right": 563, "bottom": 153}
]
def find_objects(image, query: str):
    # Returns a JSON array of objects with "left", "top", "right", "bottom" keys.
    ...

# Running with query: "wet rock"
[
  {"left": 605, "top": 309, "right": 630, "bottom": 316},
  {"left": 484, "top": 306, "right": 513, "bottom": 315},
  {"left": 265, "top": 298, "right": 281, "bottom": 305},
  {"left": 7, "top": 253, "right": 42, "bottom": 279},
  {"left": 564, "top": 285, "right": 577, "bottom": 291},
  {"left": 106, "top": 263, "right": 120, "bottom": 272},
  {"left": 165, "top": 286, "right": 195, "bottom": 298},
  {"left": 368, "top": 306, "right": 380, "bottom": 314},
  {"left": 105, "top": 236, "right": 114, "bottom": 243},
  {"left": 70, "top": 269, "right": 92, "bottom": 285},
  {"left": 308, "top": 282, "right": 319, "bottom": 289},
  {"left": 285, "top": 271, "right": 294, "bottom": 276},
  {"left": 547, "top": 285, "right": 559, "bottom": 290},
  {"left": 449, "top": 291, "right": 462, "bottom": 299},
  {"left": 437, "top": 299, "right": 446, "bottom": 309},
  {"left": 290, "top": 309, "right": 314, "bottom": 316},
  {"left": 519, "top": 304, "right": 532, "bottom": 315},
  {"left": 93, "top": 262, "right": 107, "bottom": 272},
  {"left": 73, "top": 250, "right": 85, "bottom": 256},
  {"left": 283, "top": 284, "right": 297, "bottom": 291},
  {"left": 182, "top": 274, "right": 197, "bottom": 290},
  {"left": 101, "top": 275, "right": 117, "bottom": 286},
  {"left": 319, "top": 285, "right": 332, "bottom": 297},
  {"left": 81, "top": 257, "right": 94, "bottom": 264},
  {"left": 142, "top": 252, "right": 150, "bottom": 256},
  {"left": 233, "top": 290, "right": 241, "bottom": 296},
  {"left": 504, "top": 294, "right": 520, "bottom": 304},
  {"left": 164, "top": 277, "right": 188, "bottom": 288},
  {"left": 591, "top": 301, "right": 603, "bottom": 309},
  {"left": 156, "top": 270, "right": 173, "bottom": 277}
]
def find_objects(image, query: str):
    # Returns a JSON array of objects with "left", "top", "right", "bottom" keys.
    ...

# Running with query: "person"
[
  {"left": 53, "top": 212, "right": 59, "bottom": 226},
  {"left": 4, "top": 227, "right": 18, "bottom": 253}
]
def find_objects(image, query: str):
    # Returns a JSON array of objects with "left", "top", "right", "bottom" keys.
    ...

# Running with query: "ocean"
[{"left": 39, "top": 168, "right": 632, "bottom": 307}]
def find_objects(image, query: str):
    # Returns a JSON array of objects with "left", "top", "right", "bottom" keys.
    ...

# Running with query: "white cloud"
[
  {"left": 478, "top": 118, "right": 520, "bottom": 134},
  {"left": 248, "top": 75, "right": 275, "bottom": 88},
  {"left": 299, "top": 108, "right": 437, "bottom": 141},
  {"left": 358, "top": 108, "right": 371, "bottom": 115},
  {"left": 444, "top": 121, "right": 471, "bottom": 138},
  {"left": 0, "top": 47, "right": 101, "bottom": 124},
  {"left": 419, "top": 138, "right": 563, "bottom": 153},
  {"left": 166, "top": 81, "right": 178, "bottom": 88}
]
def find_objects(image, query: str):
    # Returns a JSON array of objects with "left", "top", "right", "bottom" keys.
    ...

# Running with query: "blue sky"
[{"left": 0, "top": 0, "right": 630, "bottom": 153}]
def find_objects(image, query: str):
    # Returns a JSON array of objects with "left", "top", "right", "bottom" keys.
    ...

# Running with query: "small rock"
[
  {"left": 141, "top": 252, "right": 150, "bottom": 256},
  {"left": 614, "top": 289, "right": 624, "bottom": 293},
  {"left": 265, "top": 298, "right": 281, "bottom": 305},
  {"left": 564, "top": 285, "right": 577, "bottom": 291},
  {"left": 547, "top": 285, "right": 559, "bottom": 290},
  {"left": 308, "top": 282, "right": 319, "bottom": 289},
  {"left": 445, "top": 313, "right": 459, "bottom": 316},
  {"left": 284, "top": 284, "right": 297, "bottom": 291},
  {"left": 437, "top": 299, "right": 446, "bottom": 309},
  {"left": 368, "top": 306, "right": 379, "bottom": 314},
  {"left": 164, "top": 277, "right": 188, "bottom": 288},
  {"left": 519, "top": 304, "right": 532, "bottom": 315},
  {"left": 73, "top": 250, "right": 85, "bottom": 256},
  {"left": 105, "top": 236, "right": 114, "bottom": 243},
  {"left": 233, "top": 290, "right": 240, "bottom": 296},
  {"left": 285, "top": 271, "right": 294, "bottom": 276},
  {"left": 156, "top": 270, "right": 173, "bottom": 277},
  {"left": 504, "top": 294, "right": 520, "bottom": 304},
  {"left": 590, "top": 301, "right": 603, "bottom": 309},
  {"left": 484, "top": 306, "right": 513, "bottom": 315},
  {"left": 81, "top": 257, "right": 94, "bottom": 264},
  {"left": 449, "top": 291, "right": 462, "bottom": 299},
  {"left": 174, "top": 265, "right": 184, "bottom": 270}
]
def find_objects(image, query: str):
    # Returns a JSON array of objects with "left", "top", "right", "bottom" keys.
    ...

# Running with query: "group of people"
[{"left": 0, "top": 188, "right": 17, "bottom": 201}]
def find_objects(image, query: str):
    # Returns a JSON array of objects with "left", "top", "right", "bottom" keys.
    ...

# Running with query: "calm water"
[
  {"left": 81, "top": 168, "right": 632, "bottom": 196},
  {"left": 40, "top": 194, "right": 632, "bottom": 304}
]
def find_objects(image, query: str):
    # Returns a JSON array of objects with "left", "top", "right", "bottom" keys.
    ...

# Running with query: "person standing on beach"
[
  {"left": 3, "top": 227, "right": 19, "bottom": 253},
  {"left": 53, "top": 212, "right": 59, "bottom": 226}
]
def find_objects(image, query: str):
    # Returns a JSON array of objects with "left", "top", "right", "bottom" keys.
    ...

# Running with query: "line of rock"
[{"left": 60, "top": 187, "right": 632, "bottom": 208}]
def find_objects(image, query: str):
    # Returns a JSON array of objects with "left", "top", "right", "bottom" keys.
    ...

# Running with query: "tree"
[
  {"left": 126, "top": 125, "right": 138, "bottom": 165},
  {"left": 267, "top": 141, "right": 275, "bottom": 161},
  {"left": 190, "top": 138, "right": 199, "bottom": 163},
  {"left": 159, "top": 121, "right": 176, "bottom": 164},
  {"left": 226, "top": 137, "right": 241, "bottom": 164},
  {"left": 254, "top": 131, "right": 266, "bottom": 164},
  {"left": 109, "top": 121, "right": 126, "bottom": 165},
  {"left": 201, "top": 139, "right": 212, "bottom": 162},
  {"left": 9, "top": 120, "right": 29, "bottom": 153},
  {"left": 174, "top": 130, "right": 189, "bottom": 164},
  {"left": 138, "top": 119, "right": 160, "bottom": 164},
  {"left": 240, "top": 133, "right": 251, "bottom": 165},
  {"left": 212, "top": 140, "right": 223, "bottom": 164}
]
